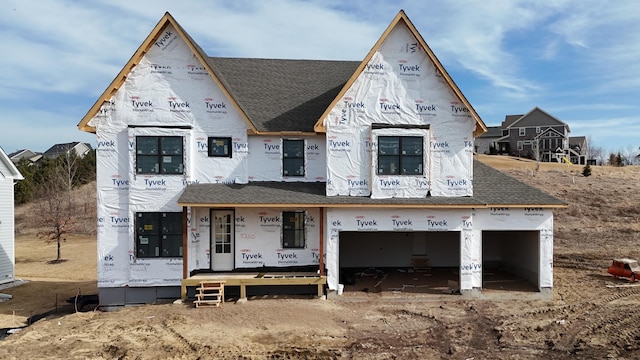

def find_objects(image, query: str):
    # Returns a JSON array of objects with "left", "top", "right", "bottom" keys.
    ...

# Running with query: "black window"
[
  {"left": 283, "top": 139, "right": 304, "bottom": 177},
  {"left": 282, "top": 211, "right": 305, "bottom": 248},
  {"left": 208, "top": 137, "right": 232, "bottom": 157},
  {"left": 377, "top": 136, "right": 423, "bottom": 175},
  {"left": 135, "top": 212, "right": 183, "bottom": 258},
  {"left": 136, "top": 136, "right": 183, "bottom": 174}
]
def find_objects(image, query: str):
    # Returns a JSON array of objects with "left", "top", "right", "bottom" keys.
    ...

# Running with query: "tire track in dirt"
[
  {"left": 343, "top": 303, "right": 504, "bottom": 359},
  {"left": 552, "top": 288, "right": 640, "bottom": 355},
  {"left": 97, "top": 318, "right": 201, "bottom": 358},
  {"left": 497, "top": 286, "right": 640, "bottom": 357}
]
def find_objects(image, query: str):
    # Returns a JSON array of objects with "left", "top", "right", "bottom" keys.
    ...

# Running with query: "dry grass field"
[{"left": 2, "top": 156, "right": 640, "bottom": 359}]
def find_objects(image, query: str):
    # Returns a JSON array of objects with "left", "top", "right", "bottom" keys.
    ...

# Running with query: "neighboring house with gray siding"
[{"left": 493, "top": 107, "right": 588, "bottom": 164}]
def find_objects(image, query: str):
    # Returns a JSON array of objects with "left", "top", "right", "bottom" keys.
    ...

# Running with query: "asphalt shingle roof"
[
  {"left": 178, "top": 161, "right": 567, "bottom": 208},
  {"left": 476, "top": 126, "right": 503, "bottom": 138},
  {"left": 206, "top": 57, "right": 360, "bottom": 132}
]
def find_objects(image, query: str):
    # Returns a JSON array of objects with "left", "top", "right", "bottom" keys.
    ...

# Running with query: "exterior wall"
[
  {"left": 323, "top": 22, "right": 475, "bottom": 198},
  {"left": 508, "top": 125, "right": 567, "bottom": 158},
  {"left": 186, "top": 207, "right": 321, "bottom": 273},
  {"left": 475, "top": 136, "right": 500, "bottom": 155},
  {"left": 90, "top": 24, "right": 329, "bottom": 290},
  {"left": 0, "top": 162, "right": 16, "bottom": 284},
  {"left": 73, "top": 143, "right": 92, "bottom": 158},
  {"left": 247, "top": 136, "right": 326, "bottom": 182},
  {"left": 325, "top": 207, "right": 553, "bottom": 294}
]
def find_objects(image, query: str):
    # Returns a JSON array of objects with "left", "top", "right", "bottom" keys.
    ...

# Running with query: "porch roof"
[{"left": 177, "top": 161, "right": 567, "bottom": 209}]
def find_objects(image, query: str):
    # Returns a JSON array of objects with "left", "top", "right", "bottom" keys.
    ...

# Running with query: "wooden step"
[
  {"left": 196, "top": 294, "right": 222, "bottom": 298},
  {"left": 194, "top": 299, "right": 222, "bottom": 308},
  {"left": 194, "top": 280, "right": 225, "bottom": 308}
]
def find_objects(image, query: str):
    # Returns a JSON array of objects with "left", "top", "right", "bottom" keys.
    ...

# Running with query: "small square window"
[{"left": 208, "top": 137, "right": 232, "bottom": 157}]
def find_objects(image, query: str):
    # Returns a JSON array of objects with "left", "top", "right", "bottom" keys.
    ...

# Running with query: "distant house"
[
  {"left": 474, "top": 126, "right": 502, "bottom": 155},
  {"left": 8, "top": 149, "right": 41, "bottom": 164},
  {"left": 0, "top": 147, "right": 24, "bottom": 284},
  {"left": 479, "top": 107, "right": 588, "bottom": 164},
  {"left": 43, "top": 142, "right": 92, "bottom": 160}
]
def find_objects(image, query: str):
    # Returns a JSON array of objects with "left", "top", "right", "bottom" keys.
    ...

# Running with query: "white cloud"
[{"left": 0, "top": 0, "right": 639, "bottom": 153}]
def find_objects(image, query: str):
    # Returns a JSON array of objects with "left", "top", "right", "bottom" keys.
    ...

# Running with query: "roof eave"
[{"left": 178, "top": 201, "right": 567, "bottom": 209}]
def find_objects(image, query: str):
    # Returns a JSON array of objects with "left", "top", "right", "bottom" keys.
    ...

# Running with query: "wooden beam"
[
  {"left": 319, "top": 207, "right": 325, "bottom": 276},
  {"left": 182, "top": 207, "right": 188, "bottom": 281}
]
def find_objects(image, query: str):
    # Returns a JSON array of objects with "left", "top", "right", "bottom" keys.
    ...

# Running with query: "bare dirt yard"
[{"left": 2, "top": 155, "right": 640, "bottom": 359}]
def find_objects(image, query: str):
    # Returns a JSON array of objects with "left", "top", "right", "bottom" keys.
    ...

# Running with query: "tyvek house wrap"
[
  {"left": 187, "top": 207, "right": 321, "bottom": 272},
  {"left": 92, "top": 24, "right": 251, "bottom": 287},
  {"left": 325, "top": 21, "right": 475, "bottom": 198},
  {"left": 325, "top": 208, "right": 554, "bottom": 292},
  {"left": 92, "top": 24, "right": 327, "bottom": 287}
]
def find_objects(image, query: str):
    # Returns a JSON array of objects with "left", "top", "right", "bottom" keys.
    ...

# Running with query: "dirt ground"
[{"left": 2, "top": 155, "right": 640, "bottom": 359}]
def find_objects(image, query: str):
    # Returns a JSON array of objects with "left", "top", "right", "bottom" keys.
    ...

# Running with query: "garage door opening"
[
  {"left": 482, "top": 230, "right": 540, "bottom": 292},
  {"left": 338, "top": 231, "right": 460, "bottom": 295}
]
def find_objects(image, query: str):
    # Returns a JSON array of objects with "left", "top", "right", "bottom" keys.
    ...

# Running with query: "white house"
[
  {"left": 0, "top": 147, "right": 24, "bottom": 284},
  {"left": 78, "top": 10, "right": 566, "bottom": 306}
]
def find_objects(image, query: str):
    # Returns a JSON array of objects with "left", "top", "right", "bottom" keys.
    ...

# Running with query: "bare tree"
[
  {"left": 586, "top": 136, "right": 606, "bottom": 165},
  {"left": 59, "top": 150, "right": 80, "bottom": 218},
  {"left": 35, "top": 165, "right": 76, "bottom": 263},
  {"left": 590, "top": 145, "right": 605, "bottom": 165}
]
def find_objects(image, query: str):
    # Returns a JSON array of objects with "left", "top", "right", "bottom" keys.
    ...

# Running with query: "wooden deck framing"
[{"left": 181, "top": 272, "right": 327, "bottom": 301}]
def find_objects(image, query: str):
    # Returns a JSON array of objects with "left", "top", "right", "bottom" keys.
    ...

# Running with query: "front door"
[{"left": 211, "top": 210, "right": 234, "bottom": 271}]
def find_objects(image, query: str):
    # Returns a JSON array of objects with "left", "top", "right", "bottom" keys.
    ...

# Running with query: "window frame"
[
  {"left": 282, "top": 211, "right": 305, "bottom": 249},
  {"left": 519, "top": 128, "right": 526, "bottom": 136},
  {"left": 207, "top": 137, "right": 232, "bottom": 158},
  {"left": 135, "top": 212, "right": 183, "bottom": 259},
  {"left": 377, "top": 136, "right": 423, "bottom": 175},
  {"left": 136, "top": 136, "right": 184, "bottom": 175},
  {"left": 282, "top": 139, "right": 305, "bottom": 177}
]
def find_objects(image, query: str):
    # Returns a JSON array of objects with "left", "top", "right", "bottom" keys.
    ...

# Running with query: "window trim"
[
  {"left": 377, "top": 136, "right": 424, "bottom": 175},
  {"left": 282, "top": 211, "right": 305, "bottom": 249},
  {"left": 135, "top": 212, "right": 183, "bottom": 259},
  {"left": 282, "top": 139, "right": 305, "bottom": 177},
  {"left": 136, "top": 136, "right": 184, "bottom": 175},
  {"left": 207, "top": 137, "right": 232, "bottom": 158},
  {"left": 519, "top": 128, "right": 526, "bottom": 136}
]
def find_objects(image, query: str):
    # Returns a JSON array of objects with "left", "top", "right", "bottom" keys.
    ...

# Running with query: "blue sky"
[{"left": 1, "top": 0, "right": 639, "bottom": 157}]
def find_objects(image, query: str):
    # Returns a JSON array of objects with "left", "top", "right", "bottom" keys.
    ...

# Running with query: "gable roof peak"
[
  {"left": 313, "top": 9, "right": 487, "bottom": 136},
  {"left": 507, "top": 107, "right": 569, "bottom": 131},
  {"left": 77, "top": 11, "right": 257, "bottom": 134}
]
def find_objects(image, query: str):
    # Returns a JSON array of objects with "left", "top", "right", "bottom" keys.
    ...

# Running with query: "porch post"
[
  {"left": 319, "top": 207, "right": 325, "bottom": 276},
  {"left": 182, "top": 206, "right": 188, "bottom": 280}
]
